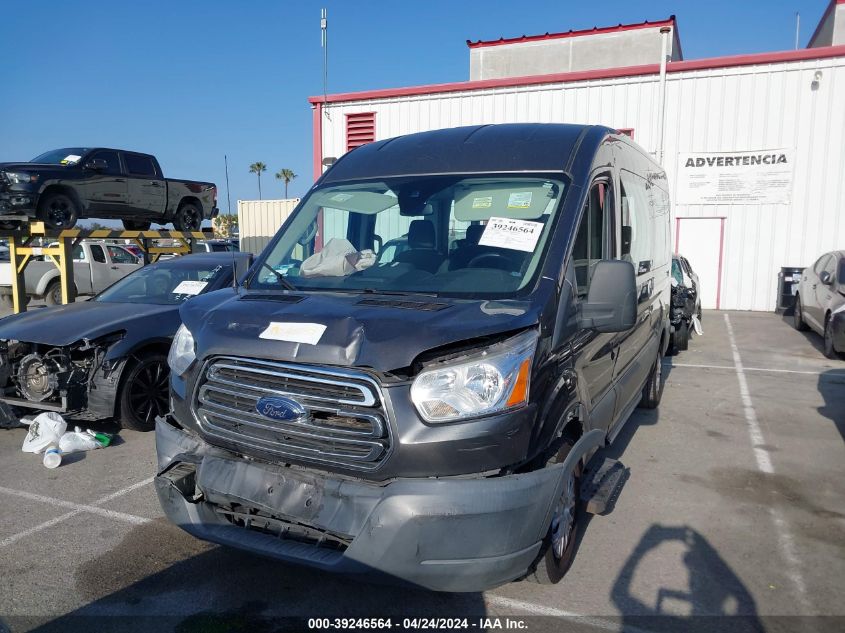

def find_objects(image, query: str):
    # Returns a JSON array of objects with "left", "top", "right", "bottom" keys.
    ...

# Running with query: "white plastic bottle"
[{"left": 43, "top": 446, "right": 62, "bottom": 469}]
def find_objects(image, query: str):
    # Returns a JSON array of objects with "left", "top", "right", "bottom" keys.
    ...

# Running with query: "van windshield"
[{"left": 249, "top": 175, "right": 566, "bottom": 298}]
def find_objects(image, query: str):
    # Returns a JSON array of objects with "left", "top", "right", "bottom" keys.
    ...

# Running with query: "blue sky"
[{"left": 0, "top": 0, "right": 830, "bottom": 221}]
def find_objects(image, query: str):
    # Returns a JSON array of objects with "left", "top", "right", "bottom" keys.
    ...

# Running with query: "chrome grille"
[{"left": 194, "top": 357, "right": 391, "bottom": 470}]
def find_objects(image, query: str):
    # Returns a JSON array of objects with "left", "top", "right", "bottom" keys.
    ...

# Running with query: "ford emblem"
[{"left": 255, "top": 396, "right": 307, "bottom": 422}]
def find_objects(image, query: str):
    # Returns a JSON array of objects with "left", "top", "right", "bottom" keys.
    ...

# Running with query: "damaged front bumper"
[{"left": 155, "top": 416, "right": 568, "bottom": 592}]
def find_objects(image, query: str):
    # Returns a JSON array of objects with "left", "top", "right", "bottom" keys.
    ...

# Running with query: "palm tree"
[
  {"left": 275, "top": 169, "right": 297, "bottom": 198},
  {"left": 249, "top": 162, "right": 267, "bottom": 199}
]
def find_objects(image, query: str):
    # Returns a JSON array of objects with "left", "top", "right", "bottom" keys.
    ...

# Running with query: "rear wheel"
[
  {"left": 639, "top": 344, "right": 664, "bottom": 409},
  {"left": 528, "top": 441, "right": 582, "bottom": 584},
  {"left": 119, "top": 353, "right": 170, "bottom": 431},
  {"left": 793, "top": 295, "right": 809, "bottom": 331},
  {"left": 675, "top": 322, "right": 690, "bottom": 351},
  {"left": 122, "top": 219, "right": 151, "bottom": 231},
  {"left": 37, "top": 193, "right": 78, "bottom": 229},
  {"left": 172, "top": 203, "right": 202, "bottom": 232},
  {"left": 823, "top": 316, "right": 841, "bottom": 360},
  {"left": 43, "top": 281, "right": 64, "bottom": 306}
]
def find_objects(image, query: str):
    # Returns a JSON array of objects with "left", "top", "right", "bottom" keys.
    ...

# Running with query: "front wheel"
[
  {"left": 639, "top": 344, "right": 664, "bottom": 409},
  {"left": 528, "top": 442, "right": 582, "bottom": 584},
  {"left": 172, "top": 203, "right": 202, "bottom": 232},
  {"left": 675, "top": 322, "right": 690, "bottom": 352},
  {"left": 118, "top": 353, "right": 170, "bottom": 431},
  {"left": 37, "top": 193, "right": 79, "bottom": 229}
]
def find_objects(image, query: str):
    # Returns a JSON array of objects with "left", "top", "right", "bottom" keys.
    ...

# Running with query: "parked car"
[
  {"left": 156, "top": 123, "right": 672, "bottom": 591},
  {"left": 192, "top": 238, "right": 239, "bottom": 253},
  {"left": 0, "top": 253, "right": 252, "bottom": 430},
  {"left": 0, "top": 147, "right": 218, "bottom": 230},
  {"left": 0, "top": 240, "right": 141, "bottom": 306},
  {"left": 793, "top": 250, "right": 845, "bottom": 358},
  {"left": 668, "top": 254, "right": 701, "bottom": 353}
]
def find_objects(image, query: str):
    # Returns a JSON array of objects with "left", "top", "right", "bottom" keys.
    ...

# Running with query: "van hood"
[{"left": 182, "top": 285, "right": 551, "bottom": 372}]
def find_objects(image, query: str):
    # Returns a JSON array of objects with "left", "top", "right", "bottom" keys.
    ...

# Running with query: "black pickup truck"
[{"left": 0, "top": 147, "right": 218, "bottom": 230}]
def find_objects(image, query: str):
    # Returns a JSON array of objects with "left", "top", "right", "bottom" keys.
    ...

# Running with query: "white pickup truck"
[{"left": 0, "top": 240, "right": 141, "bottom": 307}]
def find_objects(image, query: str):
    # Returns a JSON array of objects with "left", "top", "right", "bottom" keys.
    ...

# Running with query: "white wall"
[
  {"left": 237, "top": 198, "right": 299, "bottom": 255},
  {"left": 319, "top": 54, "right": 845, "bottom": 311}
]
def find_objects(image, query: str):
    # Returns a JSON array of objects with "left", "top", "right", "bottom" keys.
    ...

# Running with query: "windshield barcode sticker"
[
  {"left": 171, "top": 280, "right": 207, "bottom": 295},
  {"left": 259, "top": 322, "right": 327, "bottom": 345},
  {"left": 478, "top": 217, "right": 543, "bottom": 252}
]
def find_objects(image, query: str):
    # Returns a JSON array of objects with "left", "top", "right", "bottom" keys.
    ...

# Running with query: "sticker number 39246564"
[{"left": 478, "top": 217, "right": 544, "bottom": 252}]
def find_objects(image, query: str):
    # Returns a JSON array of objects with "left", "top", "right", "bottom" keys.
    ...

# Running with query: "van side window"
[
  {"left": 620, "top": 170, "right": 656, "bottom": 275},
  {"left": 572, "top": 181, "right": 610, "bottom": 298}
]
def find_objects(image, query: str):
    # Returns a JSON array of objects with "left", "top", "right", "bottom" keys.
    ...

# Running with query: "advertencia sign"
[{"left": 676, "top": 149, "right": 794, "bottom": 205}]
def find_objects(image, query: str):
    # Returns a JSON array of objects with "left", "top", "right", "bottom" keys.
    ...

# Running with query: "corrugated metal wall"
[
  {"left": 237, "top": 198, "right": 300, "bottom": 255},
  {"left": 319, "top": 55, "right": 845, "bottom": 311}
]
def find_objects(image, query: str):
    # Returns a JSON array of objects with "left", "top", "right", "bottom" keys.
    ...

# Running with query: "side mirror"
[
  {"left": 820, "top": 270, "right": 833, "bottom": 285},
  {"left": 579, "top": 260, "right": 637, "bottom": 333},
  {"left": 84, "top": 158, "right": 108, "bottom": 171}
]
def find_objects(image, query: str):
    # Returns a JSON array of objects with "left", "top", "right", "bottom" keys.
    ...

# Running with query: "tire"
[
  {"left": 118, "top": 353, "right": 170, "bottom": 431},
  {"left": 43, "top": 281, "right": 63, "bottom": 306},
  {"left": 793, "top": 295, "right": 809, "bottom": 331},
  {"left": 675, "top": 322, "right": 690, "bottom": 351},
  {"left": 172, "top": 203, "right": 202, "bottom": 232},
  {"left": 528, "top": 441, "right": 583, "bottom": 584},
  {"left": 123, "top": 219, "right": 152, "bottom": 231},
  {"left": 823, "top": 315, "right": 841, "bottom": 360},
  {"left": 639, "top": 344, "right": 664, "bottom": 409},
  {"left": 37, "top": 192, "right": 79, "bottom": 230}
]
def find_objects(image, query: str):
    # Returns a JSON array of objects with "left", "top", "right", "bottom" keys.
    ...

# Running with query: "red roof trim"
[
  {"left": 466, "top": 16, "right": 676, "bottom": 49},
  {"left": 308, "top": 45, "right": 845, "bottom": 105}
]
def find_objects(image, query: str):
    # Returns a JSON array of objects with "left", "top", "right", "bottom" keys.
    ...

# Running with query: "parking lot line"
[
  {"left": 723, "top": 314, "right": 811, "bottom": 614},
  {"left": 665, "top": 361, "right": 845, "bottom": 377},
  {"left": 486, "top": 596, "right": 654, "bottom": 633},
  {"left": 0, "top": 476, "right": 154, "bottom": 549}
]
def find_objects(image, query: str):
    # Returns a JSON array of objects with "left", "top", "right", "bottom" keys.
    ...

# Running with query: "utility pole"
[
  {"left": 321, "top": 8, "right": 330, "bottom": 120},
  {"left": 224, "top": 154, "right": 232, "bottom": 216}
]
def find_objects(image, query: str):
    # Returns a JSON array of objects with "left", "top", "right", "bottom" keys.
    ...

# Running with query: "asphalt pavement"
[{"left": 0, "top": 310, "right": 843, "bottom": 633}]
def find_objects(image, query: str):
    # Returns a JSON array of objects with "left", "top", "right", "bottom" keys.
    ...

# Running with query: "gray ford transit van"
[{"left": 156, "top": 123, "right": 671, "bottom": 592}]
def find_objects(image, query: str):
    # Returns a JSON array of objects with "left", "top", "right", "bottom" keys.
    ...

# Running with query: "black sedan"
[
  {"left": 0, "top": 253, "right": 252, "bottom": 430},
  {"left": 794, "top": 250, "right": 845, "bottom": 359}
]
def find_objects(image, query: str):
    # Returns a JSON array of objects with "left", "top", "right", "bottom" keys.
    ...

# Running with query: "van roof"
[{"left": 321, "top": 123, "right": 614, "bottom": 183}]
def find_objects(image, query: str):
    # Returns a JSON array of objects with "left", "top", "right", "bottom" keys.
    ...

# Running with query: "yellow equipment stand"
[{"left": 1, "top": 223, "right": 209, "bottom": 314}]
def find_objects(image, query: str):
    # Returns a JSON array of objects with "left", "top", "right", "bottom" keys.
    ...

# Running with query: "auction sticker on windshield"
[
  {"left": 172, "top": 280, "right": 208, "bottom": 295},
  {"left": 479, "top": 217, "right": 543, "bottom": 252},
  {"left": 259, "top": 322, "right": 327, "bottom": 345}
]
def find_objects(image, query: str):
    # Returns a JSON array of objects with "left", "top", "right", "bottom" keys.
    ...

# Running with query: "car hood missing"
[
  {"left": 181, "top": 287, "right": 549, "bottom": 372},
  {"left": 0, "top": 301, "right": 179, "bottom": 346}
]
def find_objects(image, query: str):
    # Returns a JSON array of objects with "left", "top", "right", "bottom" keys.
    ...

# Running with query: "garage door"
[{"left": 675, "top": 217, "right": 725, "bottom": 310}]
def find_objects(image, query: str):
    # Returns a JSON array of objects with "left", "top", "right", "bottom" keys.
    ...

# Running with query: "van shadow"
[
  {"left": 610, "top": 524, "right": 763, "bottom": 633},
  {"left": 818, "top": 369, "right": 845, "bottom": 445},
  {"left": 28, "top": 519, "right": 489, "bottom": 633}
]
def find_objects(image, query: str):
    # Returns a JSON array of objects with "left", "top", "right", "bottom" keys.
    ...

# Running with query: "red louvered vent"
[{"left": 346, "top": 112, "right": 376, "bottom": 152}]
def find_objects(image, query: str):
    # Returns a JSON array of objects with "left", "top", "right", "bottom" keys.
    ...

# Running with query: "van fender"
[{"left": 538, "top": 428, "right": 606, "bottom": 533}]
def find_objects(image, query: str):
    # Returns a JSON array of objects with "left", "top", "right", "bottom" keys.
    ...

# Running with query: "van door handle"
[
  {"left": 150, "top": 181, "right": 161, "bottom": 187},
  {"left": 115, "top": 178, "right": 125, "bottom": 182}
]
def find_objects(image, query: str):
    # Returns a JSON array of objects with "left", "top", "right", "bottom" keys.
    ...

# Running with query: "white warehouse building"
[{"left": 309, "top": 5, "right": 845, "bottom": 312}]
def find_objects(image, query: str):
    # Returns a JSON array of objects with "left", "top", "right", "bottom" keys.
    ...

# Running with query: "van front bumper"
[{"left": 155, "top": 417, "right": 567, "bottom": 592}]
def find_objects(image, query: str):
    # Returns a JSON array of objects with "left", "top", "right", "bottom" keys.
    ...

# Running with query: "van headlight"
[
  {"left": 410, "top": 329, "right": 537, "bottom": 422},
  {"left": 167, "top": 324, "right": 196, "bottom": 377}
]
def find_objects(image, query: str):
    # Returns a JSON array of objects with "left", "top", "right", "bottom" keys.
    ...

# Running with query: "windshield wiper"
[
  {"left": 259, "top": 263, "right": 298, "bottom": 291},
  {"left": 361, "top": 288, "right": 440, "bottom": 297}
]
